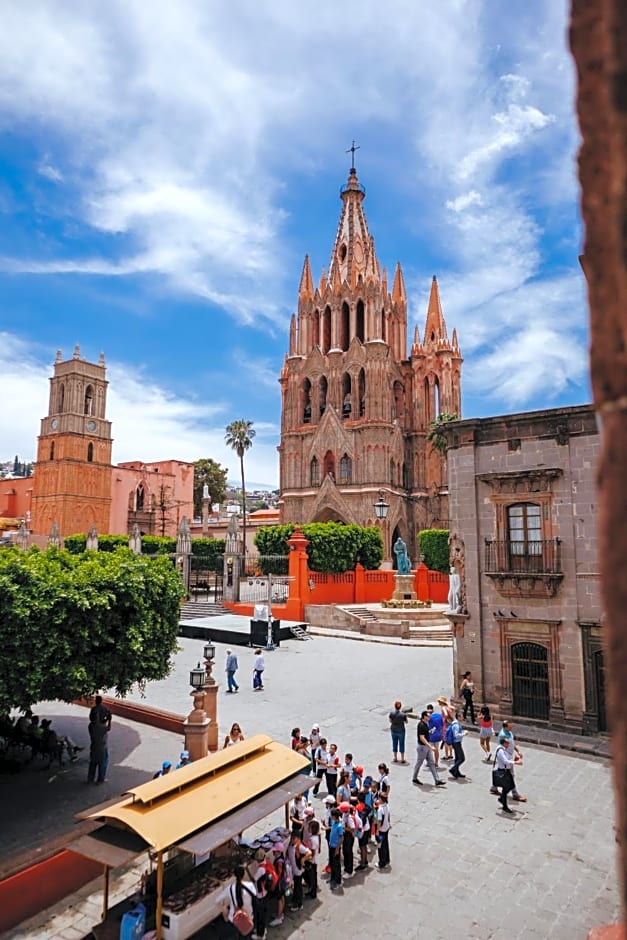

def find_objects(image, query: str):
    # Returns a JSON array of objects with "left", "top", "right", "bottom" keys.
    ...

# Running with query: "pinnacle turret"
[
  {"left": 424, "top": 275, "right": 448, "bottom": 344},
  {"left": 298, "top": 254, "right": 314, "bottom": 301}
]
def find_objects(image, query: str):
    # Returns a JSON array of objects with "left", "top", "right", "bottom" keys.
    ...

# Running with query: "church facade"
[{"left": 278, "top": 166, "right": 462, "bottom": 560}]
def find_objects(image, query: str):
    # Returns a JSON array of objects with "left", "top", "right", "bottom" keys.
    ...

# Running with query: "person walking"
[
  {"left": 491, "top": 721, "right": 527, "bottom": 802},
  {"left": 253, "top": 649, "right": 265, "bottom": 690},
  {"left": 375, "top": 793, "right": 391, "bottom": 870},
  {"left": 412, "top": 710, "right": 446, "bottom": 787},
  {"left": 438, "top": 695, "right": 455, "bottom": 761},
  {"left": 426, "top": 703, "right": 444, "bottom": 767},
  {"left": 388, "top": 700, "right": 408, "bottom": 764},
  {"left": 448, "top": 710, "right": 466, "bottom": 779},
  {"left": 325, "top": 743, "right": 340, "bottom": 797},
  {"left": 224, "top": 649, "right": 239, "bottom": 693},
  {"left": 493, "top": 737, "right": 519, "bottom": 814},
  {"left": 478, "top": 705, "right": 495, "bottom": 761},
  {"left": 312, "top": 737, "right": 330, "bottom": 796},
  {"left": 460, "top": 671, "right": 476, "bottom": 723}
]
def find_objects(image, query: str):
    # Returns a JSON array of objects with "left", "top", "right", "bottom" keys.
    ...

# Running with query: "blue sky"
[{"left": 0, "top": 1, "right": 588, "bottom": 487}]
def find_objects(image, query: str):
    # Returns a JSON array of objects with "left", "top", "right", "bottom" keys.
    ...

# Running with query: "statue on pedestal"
[
  {"left": 393, "top": 537, "right": 412, "bottom": 574},
  {"left": 448, "top": 566, "right": 462, "bottom": 613}
]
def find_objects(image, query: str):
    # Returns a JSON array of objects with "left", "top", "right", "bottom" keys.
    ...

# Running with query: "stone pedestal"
[
  {"left": 183, "top": 690, "right": 210, "bottom": 761},
  {"left": 392, "top": 573, "right": 417, "bottom": 600},
  {"left": 204, "top": 681, "right": 219, "bottom": 752}
]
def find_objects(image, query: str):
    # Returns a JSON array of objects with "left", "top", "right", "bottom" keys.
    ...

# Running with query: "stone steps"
[{"left": 180, "top": 601, "right": 230, "bottom": 620}]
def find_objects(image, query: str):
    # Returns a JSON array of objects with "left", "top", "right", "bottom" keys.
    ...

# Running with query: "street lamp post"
[{"left": 374, "top": 489, "right": 390, "bottom": 567}]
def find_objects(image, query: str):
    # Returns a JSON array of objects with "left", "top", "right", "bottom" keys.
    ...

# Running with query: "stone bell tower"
[
  {"left": 31, "top": 345, "right": 113, "bottom": 537},
  {"left": 278, "top": 161, "right": 462, "bottom": 561}
]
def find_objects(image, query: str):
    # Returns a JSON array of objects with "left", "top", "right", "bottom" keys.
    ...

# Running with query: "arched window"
[
  {"left": 339, "top": 454, "right": 352, "bottom": 484},
  {"left": 382, "top": 309, "right": 387, "bottom": 344},
  {"left": 402, "top": 462, "right": 409, "bottom": 489},
  {"left": 136, "top": 483, "right": 145, "bottom": 511},
  {"left": 424, "top": 377, "right": 431, "bottom": 425},
  {"left": 341, "top": 301, "right": 350, "bottom": 351},
  {"left": 313, "top": 310, "right": 320, "bottom": 348},
  {"left": 87, "top": 442, "right": 94, "bottom": 462},
  {"left": 49, "top": 441, "right": 55, "bottom": 461},
  {"left": 58, "top": 384, "right": 65, "bottom": 413},
  {"left": 507, "top": 503, "right": 542, "bottom": 570},
  {"left": 84, "top": 385, "right": 94, "bottom": 416},
  {"left": 324, "top": 450, "right": 336, "bottom": 480},
  {"left": 319, "top": 376, "right": 328, "bottom": 417},
  {"left": 310, "top": 457, "right": 320, "bottom": 487},
  {"left": 303, "top": 378, "right": 312, "bottom": 424},
  {"left": 358, "top": 368, "right": 366, "bottom": 417},
  {"left": 390, "top": 458, "right": 396, "bottom": 485},
  {"left": 356, "top": 299, "right": 365, "bottom": 343},
  {"left": 392, "top": 381, "right": 404, "bottom": 421},
  {"left": 322, "top": 306, "right": 332, "bottom": 354},
  {"left": 342, "top": 373, "right": 352, "bottom": 419},
  {"left": 434, "top": 377, "right": 440, "bottom": 417}
]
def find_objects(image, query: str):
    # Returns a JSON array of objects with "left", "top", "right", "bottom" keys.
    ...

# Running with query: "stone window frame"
[{"left": 480, "top": 468, "right": 564, "bottom": 596}]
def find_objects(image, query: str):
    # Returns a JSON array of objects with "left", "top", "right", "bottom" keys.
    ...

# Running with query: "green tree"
[
  {"left": 0, "top": 546, "right": 184, "bottom": 712},
  {"left": 193, "top": 458, "right": 228, "bottom": 517},
  {"left": 418, "top": 529, "right": 450, "bottom": 572},
  {"left": 225, "top": 419, "right": 255, "bottom": 556},
  {"left": 426, "top": 413, "right": 458, "bottom": 455}
]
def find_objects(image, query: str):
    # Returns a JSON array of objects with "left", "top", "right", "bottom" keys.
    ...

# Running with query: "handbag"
[
  {"left": 231, "top": 885, "right": 255, "bottom": 936},
  {"left": 491, "top": 768, "right": 512, "bottom": 789}
]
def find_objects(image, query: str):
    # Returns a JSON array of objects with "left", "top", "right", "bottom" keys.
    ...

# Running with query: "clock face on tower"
[
  {"left": 87, "top": 420, "right": 96, "bottom": 432},
  {"left": 51, "top": 419, "right": 58, "bottom": 430}
]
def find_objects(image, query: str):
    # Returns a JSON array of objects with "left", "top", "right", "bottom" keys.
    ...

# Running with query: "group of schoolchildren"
[{"left": 218, "top": 723, "right": 392, "bottom": 939}]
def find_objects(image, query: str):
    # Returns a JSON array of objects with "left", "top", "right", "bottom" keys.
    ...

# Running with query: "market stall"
[{"left": 71, "top": 734, "right": 310, "bottom": 940}]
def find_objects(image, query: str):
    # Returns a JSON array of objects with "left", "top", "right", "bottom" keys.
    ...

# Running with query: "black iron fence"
[{"left": 484, "top": 538, "right": 562, "bottom": 575}]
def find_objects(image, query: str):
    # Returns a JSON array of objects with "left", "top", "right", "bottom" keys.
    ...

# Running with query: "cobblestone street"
[{"left": 6, "top": 634, "right": 620, "bottom": 940}]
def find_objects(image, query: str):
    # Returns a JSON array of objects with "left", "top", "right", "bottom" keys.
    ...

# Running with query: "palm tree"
[{"left": 225, "top": 419, "right": 256, "bottom": 559}]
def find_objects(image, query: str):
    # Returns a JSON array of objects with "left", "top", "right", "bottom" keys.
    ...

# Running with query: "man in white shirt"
[{"left": 375, "top": 794, "right": 391, "bottom": 870}]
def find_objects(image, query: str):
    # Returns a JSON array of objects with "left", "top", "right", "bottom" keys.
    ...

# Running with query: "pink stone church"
[{"left": 279, "top": 164, "right": 462, "bottom": 561}]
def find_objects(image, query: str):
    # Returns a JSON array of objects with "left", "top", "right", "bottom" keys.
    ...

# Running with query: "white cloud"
[{"left": 37, "top": 160, "right": 64, "bottom": 183}]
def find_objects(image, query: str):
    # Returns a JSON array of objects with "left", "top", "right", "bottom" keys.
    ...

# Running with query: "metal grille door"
[
  {"left": 594, "top": 649, "right": 607, "bottom": 732},
  {"left": 511, "top": 642, "right": 550, "bottom": 721}
]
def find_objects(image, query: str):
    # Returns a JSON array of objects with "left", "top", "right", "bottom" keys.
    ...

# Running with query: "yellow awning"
[{"left": 85, "top": 735, "right": 309, "bottom": 853}]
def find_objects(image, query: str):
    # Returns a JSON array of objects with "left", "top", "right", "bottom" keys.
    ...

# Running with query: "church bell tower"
[{"left": 31, "top": 345, "right": 113, "bottom": 537}]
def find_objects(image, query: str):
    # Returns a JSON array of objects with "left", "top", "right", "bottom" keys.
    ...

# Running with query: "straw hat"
[{"left": 437, "top": 695, "right": 449, "bottom": 706}]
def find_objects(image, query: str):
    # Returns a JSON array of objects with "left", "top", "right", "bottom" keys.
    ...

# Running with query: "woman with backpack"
[
  {"left": 268, "top": 843, "right": 289, "bottom": 928},
  {"left": 220, "top": 864, "right": 257, "bottom": 938}
]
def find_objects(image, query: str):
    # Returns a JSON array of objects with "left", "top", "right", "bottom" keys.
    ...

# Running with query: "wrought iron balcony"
[{"left": 484, "top": 538, "right": 562, "bottom": 576}]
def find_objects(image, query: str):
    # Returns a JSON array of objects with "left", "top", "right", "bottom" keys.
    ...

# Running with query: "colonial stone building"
[
  {"left": 3, "top": 347, "right": 193, "bottom": 541},
  {"left": 278, "top": 166, "right": 462, "bottom": 560},
  {"left": 444, "top": 405, "right": 604, "bottom": 734}
]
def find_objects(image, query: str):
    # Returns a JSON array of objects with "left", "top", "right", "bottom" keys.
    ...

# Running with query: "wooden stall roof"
[{"left": 84, "top": 735, "right": 309, "bottom": 854}]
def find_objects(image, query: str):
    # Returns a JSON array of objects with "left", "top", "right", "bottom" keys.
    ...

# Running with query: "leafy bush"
[
  {"left": 64, "top": 534, "right": 87, "bottom": 554},
  {"left": 417, "top": 529, "right": 450, "bottom": 573},
  {"left": 0, "top": 546, "right": 184, "bottom": 711},
  {"left": 254, "top": 522, "right": 383, "bottom": 573},
  {"left": 95, "top": 534, "right": 128, "bottom": 552},
  {"left": 191, "top": 538, "right": 225, "bottom": 572},
  {"left": 140, "top": 536, "right": 177, "bottom": 555}
]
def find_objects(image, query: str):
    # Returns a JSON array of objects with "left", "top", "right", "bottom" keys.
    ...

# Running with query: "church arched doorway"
[{"left": 312, "top": 507, "right": 347, "bottom": 524}]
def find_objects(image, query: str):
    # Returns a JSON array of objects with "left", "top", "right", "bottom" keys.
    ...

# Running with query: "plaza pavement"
[{"left": 4, "top": 633, "right": 620, "bottom": 940}]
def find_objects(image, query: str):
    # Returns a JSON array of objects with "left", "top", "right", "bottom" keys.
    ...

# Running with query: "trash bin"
[
  {"left": 250, "top": 619, "right": 281, "bottom": 647},
  {"left": 120, "top": 903, "right": 146, "bottom": 940}
]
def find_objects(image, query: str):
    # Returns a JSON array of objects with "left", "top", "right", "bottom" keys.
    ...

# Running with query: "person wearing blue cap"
[
  {"left": 176, "top": 750, "right": 190, "bottom": 769},
  {"left": 153, "top": 760, "right": 172, "bottom": 779}
]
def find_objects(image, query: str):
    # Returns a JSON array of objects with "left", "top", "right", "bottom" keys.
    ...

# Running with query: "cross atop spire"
[{"left": 346, "top": 139, "right": 360, "bottom": 172}]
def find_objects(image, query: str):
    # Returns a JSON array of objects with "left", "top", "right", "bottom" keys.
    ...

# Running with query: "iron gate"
[
  {"left": 511, "top": 642, "right": 550, "bottom": 721},
  {"left": 594, "top": 649, "right": 607, "bottom": 732},
  {"left": 189, "top": 555, "right": 224, "bottom": 602}
]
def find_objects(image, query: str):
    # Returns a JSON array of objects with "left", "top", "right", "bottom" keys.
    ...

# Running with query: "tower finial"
[{"left": 345, "top": 139, "right": 360, "bottom": 173}]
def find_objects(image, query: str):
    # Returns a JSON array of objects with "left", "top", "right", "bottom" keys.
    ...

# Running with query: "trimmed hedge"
[
  {"left": 417, "top": 529, "right": 450, "bottom": 573},
  {"left": 254, "top": 522, "right": 383, "bottom": 573}
]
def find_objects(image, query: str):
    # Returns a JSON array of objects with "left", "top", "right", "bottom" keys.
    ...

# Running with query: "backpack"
[
  {"left": 277, "top": 856, "right": 294, "bottom": 894},
  {"left": 258, "top": 859, "right": 278, "bottom": 893},
  {"left": 445, "top": 723, "right": 455, "bottom": 745}
]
